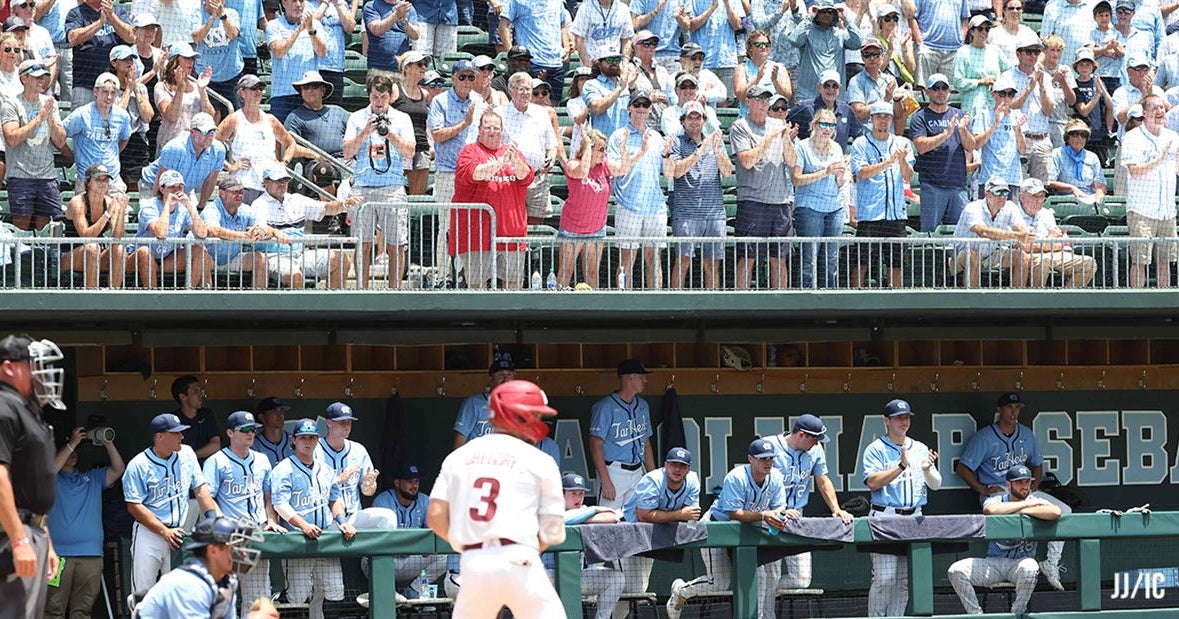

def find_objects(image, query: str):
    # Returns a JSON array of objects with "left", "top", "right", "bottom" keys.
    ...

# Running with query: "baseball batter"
[
  {"left": 589, "top": 359, "right": 656, "bottom": 510},
  {"left": 667, "top": 439, "right": 788, "bottom": 619},
  {"left": 862, "top": 399, "right": 941, "bottom": 617},
  {"left": 762, "top": 414, "right": 854, "bottom": 589},
  {"left": 123, "top": 413, "right": 218, "bottom": 596},
  {"left": 270, "top": 418, "right": 357, "bottom": 615},
  {"left": 427, "top": 380, "right": 566, "bottom": 618},
  {"left": 622, "top": 447, "right": 702, "bottom": 601},
  {"left": 250, "top": 397, "right": 293, "bottom": 466},
  {"left": 452, "top": 357, "right": 517, "bottom": 450},
  {"left": 202, "top": 411, "right": 282, "bottom": 615},
  {"left": 947, "top": 465, "right": 1061, "bottom": 614}
]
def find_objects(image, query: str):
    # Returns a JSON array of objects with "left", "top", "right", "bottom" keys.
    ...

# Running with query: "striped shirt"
[{"left": 669, "top": 134, "right": 726, "bottom": 220}]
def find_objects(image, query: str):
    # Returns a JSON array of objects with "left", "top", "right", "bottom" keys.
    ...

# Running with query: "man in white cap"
[
  {"left": 786, "top": 67, "right": 862, "bottom": 144},
  {"left": 847, "top": 39, "right": 901, "bottom": 123},
  {"left": 63, "top": 71, "right": 131, "bottom": 201},
  {"left": 583, "top": 46, "right": 635, "bottom": 138},
  {"left": 952, "top": 176, "right": 1033, "bottom": 287},
  {"left": 1015, "top": 177, "right": 1097, "bottom": 287},
  {"left": 849, "top": 99, "right": 914, "bottom": 288},
  {"left": 134, "top": 169, "right": 215, "bottom": 288},
  {"left": 999, "top": 32, "right": 1053, "bottom": 182},
  {"left": 909, "top": 72, "right": 974, "bottom": 232},
  {"left": 139, "top": 111, "right": 228, "bottom": 206},
  {"left": 2, "top": 60, "right": 67, "bottom": 232},
  {"left": 968, "top": 74, "right": 1025, "bottom": 198},
  {"left": 1112, "top": 53, "right": 1157, "bottom": 136}
]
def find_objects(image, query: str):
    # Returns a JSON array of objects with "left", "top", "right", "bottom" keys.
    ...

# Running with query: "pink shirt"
[{"left": 560, "top": 160, "right": 611, "bottom": 234}]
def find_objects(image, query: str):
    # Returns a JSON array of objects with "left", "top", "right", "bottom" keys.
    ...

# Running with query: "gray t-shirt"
[
  {"left": 729, "top": 116, "right": 794, "bottom": 204},
  {"left": 2, "top": 93, "right": 56, "bottom": 180}
]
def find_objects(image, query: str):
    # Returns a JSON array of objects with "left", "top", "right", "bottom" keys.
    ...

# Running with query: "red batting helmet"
[{"left": 488, "top": 380, "right": 557, "bottom": 443}]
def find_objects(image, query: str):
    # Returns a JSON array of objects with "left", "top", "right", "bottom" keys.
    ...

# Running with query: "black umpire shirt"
[{"left": 0, "top": 383, "right": 55, "bottom": 515}]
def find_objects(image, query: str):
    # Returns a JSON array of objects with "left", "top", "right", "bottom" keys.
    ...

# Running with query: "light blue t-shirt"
[
  {"left": 850, "top": 133, "right": 914, "bottom": 222},
  {"left": 271, "top": 455, "right": 340, "bottom": 530},
  {"left": 266, "top": 16, "right": 326, "bottom": 98},
  {"left": 123, "top": 445, "right": 208, "bottom": 528},
  {"left": 64, "top": 103, "right": 133, "bottom": 182},
  {"left": 308, "top": 0, "right": 347, "bottom": 71},
  {"left": 588, "top": 391, "right": 652, "bottom": 464},
  {"left": 226, "top": 0, "right": 264, "bottom": 59},
  {"left": 607, "top": 124, "right": 667, "bottom": 214},
  {"left": 201, "top": 199, "right": 261, "bottom": 266},
  {"left": 762, "top": 433, "right": 827, "bottom": 511},
  {"left": 914, "top": 0, "right": 969, "bottom": 52},
  {"left": 971, "top": 108, "right": 1025, "bottom": 187},
  {"left": 202, "top": 447, "right": 272, "bottom": 525},
  {"left": 502, "top": 0, "right": 566, "bottom": 68},
  {"left": 710, "top": 464, "right": 786, "bottom": 525},
  {"left": 195, "top": 7, "right": 245, "bottom": 83},
  {"left": 373, "top": 489, "right": 430, "bottom": 527},
  {"left": 582, "top": 75, "right": 630, "bottom": 138},
  {"left": 1048, "top": 146, "right": 1103, "bottom": 196},
  {"left": 48, "top": 468, "right": 109, "bottom": 556},
  {"left": 793, "top": 138, "right": 844, "bottom": 213},
  {"left": 622, "top": 468, "right": 701, "bottom": 522},
  {"left": 134, "top": 197, "right": 196, "bottom": 260},
  {"left": 861, "top": 436, "right": 930, "bottom": 509},
  {"left": 686, "top": 0, "right": 740, "bottom": 69},
  {"left": 427, "top": 89, "right": 483, "bottom": 172},
  {"left": 141, "top": 135, "right": 229, "bottom": 197},
  {"left": 629, "top": 0, "right": 685, "bottom": 58},
  {"left": 315, "top": 437, "right": 374, "bottom": 517}
]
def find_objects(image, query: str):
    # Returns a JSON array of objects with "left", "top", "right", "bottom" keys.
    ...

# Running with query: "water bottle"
[
  {"left": 417, "top": 568, "right": 430, "bottom": 599},
  {"left": 616, "top": 266, "right": 627, "bottom": 289},
  {"left": 767, "top": 510, "right": 782, "bottom": 536},
  {"left": 530, "top": 270, "right": 542, "bottom": 290},
  {"left": 546, "top": 268, "right": 557, "bottom": 290}
]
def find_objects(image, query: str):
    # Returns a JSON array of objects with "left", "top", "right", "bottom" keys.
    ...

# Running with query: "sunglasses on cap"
[
  {"left": 455, "top": 73, "right": 475, "bottom": 81},
  {"left": 194, "top": 128, "right": 216, "bottom": 135},
  {"left": 818, "top": 8, "right": 837, "bottom": 14},
  {"left": 1130, "top": 64, "right": 1150, "bottom": 70},
  {"left": 677, "top": 82, "right": 697, "bottom": 89}
]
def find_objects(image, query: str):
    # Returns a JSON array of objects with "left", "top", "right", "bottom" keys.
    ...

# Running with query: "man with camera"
[
  {"left": 343, "top": 74, "right": 416, "bottom": 289},
  {"left": 45, "top": 425, "right": 125, "bottom": 619}
]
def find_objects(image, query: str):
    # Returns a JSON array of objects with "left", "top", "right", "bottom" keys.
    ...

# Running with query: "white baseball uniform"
[{"left": 432, "top": 433, "right": 566, "bottom": 618}]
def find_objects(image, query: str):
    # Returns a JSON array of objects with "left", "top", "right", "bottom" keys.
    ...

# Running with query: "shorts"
[
  {"left": 351, "top": 184, "right": 410, "bottom": 245},
  {"left": 734, "top": 200, "right": 793, "bottom": 259},
  {"left": 526, "top": 174, "right": 552, "bottom": 219},
  {"left": 558, "top": 227, "right": 606, "bottom": 239},
  {"left": 7, "top": 178, "right": 62, "bottom": 218},
  {"left": 217, "top": 251, "right": 260, "bottom": 274},
  {"left": 412, "top": 151, "right": 431, "bottom": 170},
  {"left": 614, "top": 208, "right": 668, "bottom": 249},
  {"left": 671, "top": 218, "right": 726, "bottom": 260},
  {"left": 267, "top": 249, "right": 335, "bottom": 281},
  {"left": 457, "top": 250, "right": 526, "bottom": 286},
  {"left": 854, "top": 219, "right": 907, "bottom": 267},
  {"left": 1127, "top": 211, "right": 1178, "bottom": 264}
]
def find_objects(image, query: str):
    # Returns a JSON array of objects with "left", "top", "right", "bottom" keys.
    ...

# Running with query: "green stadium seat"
[{"left": 715, "top": 108, "right": 739, "bottom": 132}]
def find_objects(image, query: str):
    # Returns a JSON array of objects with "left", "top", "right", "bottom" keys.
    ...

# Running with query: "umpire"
[{"left": 0, "top": 334, "right": 68, "bottom": 618}]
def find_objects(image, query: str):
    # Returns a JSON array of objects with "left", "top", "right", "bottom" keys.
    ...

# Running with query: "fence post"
[
  {"left": 908, "top": 541, "right": 934, "bottom": 616},
  {"left": 732, "top": 545, "right": 758, "bottom": 618},
  {"left": 556, "top": 550, "right": 583, "bottom": 618},
  {"left": 369, "top": 554, "right": 398, "bottom": 619},
  {"left": 1079, "top": 538, "right": 1102, "bottom": 610}
]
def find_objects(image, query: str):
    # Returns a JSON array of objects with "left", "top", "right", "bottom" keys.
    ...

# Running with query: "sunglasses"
[
  {"left": 1017, "top": 48, "right": 1041, "bottom": 54},
  {"left": 928, "top": 83, "right": 950, "bottom": 91},
  {"left": 882, "top": 14, "right": 899, "bottom": 21},
  {"left": 991, "top": 190, "right": 1010, "bottom": 197},
  {"left": 678, "top": 83, "right": 698, "bottom": 89},
  {"left": 863, "top": 50, "right": 883, "bottom": 58},
  {"left": 235, "top": 425, "right": 258, "bottom": 433},
  {"left": 477, "top": 66, "right": 494, "bottom": 72},
  {"left": 994, "top": 90, "right": 1016, "bottom": 97},
  {"left": 752, "top": 93, "right": 773, "bottom": 101},
  {"left": 426, "top": 80, "right": 445, "bottom": 87},
  {"left": 601, "top": 56, "right": 623, "bottom": 64},
  {"left": 975, "top": 25, "right": 992, "bottom": 31},
  {"left": 770, "top": 104, "right": 788, "bottom": 112},
  {"left": 818, "top": 8, "right": 837, "bottom": 14},
  {"left": 750, "top": 41, "right": 770, "bottom": 49},
  {"left": 818, "top": 121, "right": 837, "bottom": 129},
  {"left": 1066, "top": 130, "right": 1089, "bottom": 138},
  {"left": 104, "top": 121, "right": 111, "bottom": 139},
  {"left": 3, "top": 46, "right": 23, "bottom": 54},
  {"left": 1116, "top": 6, "right": 1134, "bottom": 12},
  {"left": 195, "top": 128, "right": 216, "bottom": 135},
  {"left": 638, "top": 40, "right": 658, "bottom": 47},
  {"left": 821, "top": 81, "right": 840, "bottom": 89},
  {"left": 455, "top": 73, "right": 475, "bottom": 81},
  {"left": 630, "top": 100, "right": 652, "bottom": 108},
  {"left": 532, "top": 88, "right": 550, "bottom": 96}
]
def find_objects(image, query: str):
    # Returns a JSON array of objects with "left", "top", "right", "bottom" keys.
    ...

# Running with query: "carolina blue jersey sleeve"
[
  {"left": 315, "top": 439, "right": 373, "bottom": 516},
  {"left": 372, "top": 489, "right": 397, "bottom": 510},
  {"left": 122, "top": 451, "right": 152, "bottom": 505},
  {"left": 957, "top": 428, "right": 991, "bottom": 475},
  {"left": 588, "top": 396, "right": 612, "bottom": 440},
  {"left": 201, "top": 452, "right": 224, "bottom": 500},
  {"left": 269, "top": 459, "right": 296, "bottom": 530},
  {"left": 135, "top": 569, "right": 220, "bottom": 619},
  {"left": 123, "top": 447, "right": 202, "bottom": 527},
  {"left": 625, "top": 470, "right": 702, "bottom": 522},
  {"left": 564, "top": 506, "right": 600, "bottom": 525},
  {"left": 711, "top": 466, "right": 746, "bottom": 521},
  {"left": 453, "top": 393, "right": 491, "bottom": 439}
]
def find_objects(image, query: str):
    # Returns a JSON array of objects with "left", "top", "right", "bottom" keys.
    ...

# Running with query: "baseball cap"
[
  {"left": 263, "top": 165, "right": 291, "bottom": 181},
  {"left": 190, "top": 112, "right": 217, "bottom": 132},
  {"left": 680, "top": 42, "right": 704, "bottom": 57},
  {"left": 876, "top": 4, "right": 900, "bottom": 18},
  {"left": 18, "top": 60, "right": 49, "bottom": 77},
  {"left": 985, "top": 176, "right": 1010, "bottom": 194},
  {"left": 93, "top": 72, "right": 119, "bottom": 89},
  {"left": 997, "top": 392, "right": 1025, "bottom": 407},
  {"left": 860, "top": 39, "right": 883, "bottom": 51},
  {"left": 1006, "top": 465, "right": 1033, "bottom": 481},
  {"left": 292, "top": 418, "right": 320, "bottom": 436},
  {"left": 595, "top": 46, "right": 623, "bottom": 62},
  {"left": 488, "top": 356, "right": 515, "bottom": 375},
  {"left": 1128, "top": 104, "right": 1145, "bottom": 119},
  {"left": 0, "top": 335, "right": 32, "bottom": 362},
  {"left": 256, "top": 396, "right": 289, "bottom": 414},
  {"left": 394, "top": 464, "right": 421, "bottom": 480},
  {"left": 507, "top": 45, "right": 532, "bottom": 59},
  {"left": 168, "top": 42, "right": 200, "bottom": 59},
  {"left": 226, "top": 411, "right": 257, "bottom": 430},
  {"left": 818, "top": 69, "right": 841, "bottom": 85},
  {"left": 746, "top": 84, "right": 773, "bottom": 98},
  {"left": 634, "top": 30, "right": 659, "bottom": 43},
  {"left": 968, "top": 14, "right": 993, "bottom": 28},
  {"left": 572, "top": 66, "right": 593, "bottom": 78},
  {"left": 472, "top": 55, "right": 495, "bottom": 69},
  {"left": 218, "top": 176, "right": 244, "bottom": 191},
  {"left": 1020, "top": 177, "right": 1047, "bottom": 195},
  {"left": 324, "top": 401, "right": 359, "bottom": 421},
  {"left": 991, "top": 74, "right": 1017, "bottom": 93},
  {"left": 1074, "top": 48, "right": 1096, "bottom": 66},
  {"left": 869, "top": 100, "right": 893, "bottom": 116},
  {"left": 562, "top": 473, "right": 591, "bottom": 491},
  {"left": 237, "top": 74, "right": 265, "bottom": 90},
  {"left": 85, "top": 163, "right": 112, "bottom": 180},
  {"left": 150, "top": 413, "right": 190, "bottom": 433},
  {"left": 158, "top": 169, "right": 185, "bottom": 187},
  {"left": 748, "top": 438, "right": 776, "bottom": 459},
  {"left": 630, "top": 88, "right": 653, "bottom": 104},
  {"left": 665, "top": 447, "right": 693, "bottom": 466},
  {"left": 1126, "top": 53, "right": 1153, "bottom": 69},
  {"left": 617, "top": 358, "right": 652, "bottom": 376},
  {"left": 109, "top": 45, "right": 135, "bottom": 62},
  {"left": 926, "top": 73, "right": 951, "bottom": 89},
  {"left": 419, "top": 70, "right": 444, "bottom": 87},
  {"left": 133, "top": 14, "right": 161, "bottom": 28},
  {"left": 531, "top": 77, "right": 549, "bottom": 91},
  {"left": 793, "top": 414, "right": 830, "bottom": 443},
  {"left": 680, "top": 101, "right": 705, "bottom": 118},
  {"left": 884, "top": 399, "right": 914, "bottom": 417},
  {"left": 675, "top": 72, "right": 698, "bottom": 87},
  {"left": 452, "top": 59, "right": 476, "bottom": 75},
  {"left": 1014, "top": 32, "right": 1043, "bottom": 51},
  {"left": 401, "top": 50, "right": 431, "bottom": 66},
  {"left": 1115, "top": 0, "right": 1136, "bottom": 8},
  {"left": 768, "top": 94, "right": 789, "bottom": 108},
  {"left": 3, "top": 16, "right": 28, "bottom": 31}
]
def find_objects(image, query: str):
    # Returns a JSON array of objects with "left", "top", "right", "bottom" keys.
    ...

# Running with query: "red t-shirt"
[
  {"left": 559, "top": 160, "right": 611, "bottom": 234},
  {"left": 450, "top": 142, "right": 534, "bottom": 254}
]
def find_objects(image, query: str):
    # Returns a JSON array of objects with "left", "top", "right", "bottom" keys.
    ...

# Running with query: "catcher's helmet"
[
  {"left": 184, "top": 515, "right": 264, "bottom": 574},
  {"left": 488, "top": 380, "right": 557, "bottom": 444}
]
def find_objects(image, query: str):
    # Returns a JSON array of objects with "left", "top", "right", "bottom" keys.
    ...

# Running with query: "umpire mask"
[{"left": 28, "top": 339, "right": 65, "bottom": 410}]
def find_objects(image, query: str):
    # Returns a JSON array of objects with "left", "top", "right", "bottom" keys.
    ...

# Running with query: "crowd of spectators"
[{"left": 0, "top": 0, "right": 1176, "bottom": 289}]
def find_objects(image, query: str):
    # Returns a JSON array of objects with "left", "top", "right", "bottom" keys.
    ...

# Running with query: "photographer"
[{"left": 45, "top": 426, "right": 125, "bottom": 619}]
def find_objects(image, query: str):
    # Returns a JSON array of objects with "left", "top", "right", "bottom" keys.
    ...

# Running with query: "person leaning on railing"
[
  {"left": 132, "top": 169, "right": 215, "bottom": 289},
  {"left": 60, "top": 164, "right": 148, "bottom": 288}
]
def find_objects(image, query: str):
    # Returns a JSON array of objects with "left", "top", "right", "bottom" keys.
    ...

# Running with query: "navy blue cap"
[
  {"left": 150, "top": 413, "right": 190, "bottom": 433},
  {"left": 562, "top": 473, "right": 590, "bottom": 491},
  {"left": 748, "top": 438, "right": 776, "bottom": 459},
  {"left": 884, "top": 399, "right": 914, "bottom": 417},
  {"left": 226, "top": 411, "right": 256, "bottom": 430},
  {"left": 324, "top": 402, "right": 358, "bottom": 421},
  {"left": 293, "top": 418, "right": 320, "bottom": 436},
  {"left": 489, "top": 356, "right": 515, "bottom": 375},
  {"left": 997, "top": 392, "right": 1024, "bottom": 407},
  {"left": 617, "top": 358, "right": 652, "bottom": 376},
  {"left": 1007, "top": 465, "right": 1033, "bottom": 481},
  {"left": 665, "top": 447, "right": 693, "bottom": 466},
  {"left": 255, "top": 396, "right": 288, "bottom": 414},
  {"left": 793, "top": 414, "right": 830, "bottom": 443},
  {"left": 395, "top": 464, "right": 421, "bottom": 480}
]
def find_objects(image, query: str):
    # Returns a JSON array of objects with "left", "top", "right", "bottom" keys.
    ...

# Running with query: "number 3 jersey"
[{"left": 431, "top": 433, "right": 564, "bottom": 552}]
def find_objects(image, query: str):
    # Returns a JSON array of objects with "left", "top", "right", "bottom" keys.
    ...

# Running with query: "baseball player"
[
  {"left": 202, "top": 411, "right": 283, "bottom": 615},
  {"left": 559, "top": 472, "right": 626, "bottom": 619},
  {"left": 315, "top": 402, "right": 379, "bottom": 519},
  {"left": 947, "top": 465, "right": 1061, "bottom": 614},
  {"left": 956, "top": 392, "right": 1070, "bottom": 590},
  {"left": 426, "top": 380, "right": 566, "bottom": 618},
  {"left": 667, "top": 438, "right": 788, "bottom": 619},
  {"left": 270, "top": 418, "right": 357, "bottom": 615},
  {"left": 251, "top": 396, "right": 293, "bottom": 466},
  {"left": 135, "top": 514, "right": 263, "bottom": 618},
  {"left": 762, "top": 414, "right": 854, "bottom": 589},
  {"left": 452, "top": 356, "right": 517, "bottom": 449},
  {"left": 372, "top": 464, "right": 448, "bottom": 600},
  {"left": 622, "top": 447, "right": 702, "bottom": 603},
  {"left": 862, "top": 399, "right": 942, "bottom": 617},
  {"left": 123, "top": 413, "right": 219, "bottom": 597},
  {"left": 589, "top": 359, "right": 656, "bottom": 510}
]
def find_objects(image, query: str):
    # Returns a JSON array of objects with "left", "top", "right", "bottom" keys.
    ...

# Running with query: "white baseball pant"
[
  {"left": 239, "top": 559, "right": 271, "bottom": 614},
  {"left": 131, "top": 523, "right": 172, "bottom": 595},
  {"left": 677, "top": 514, "right": 781, "bottom": 619},
  {"left": 544, "top": 562, "right": 625, "bottom": 619},
  {"left": 867, "top": 507, "right": 920, "bottom": 617},
  {"left": 598, "top": 462, "right": 644, "bottom": 510},
  {"left": 948, "top": 556, "right": 1039, "bottom": 614},
  {"left": 778, "top": 552, "right": 813, "bottom": 589},
  {"left": 453, "top": 542, "right": 564, "bottom": 618}
]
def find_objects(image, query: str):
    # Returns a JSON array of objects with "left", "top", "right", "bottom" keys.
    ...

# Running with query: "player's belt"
[
  {"left": 17, "top": 509, "right": 47, "bottom": 527},
  {"left": 607, "top": 461, "right": 643, "bottom": 471},
  {"left": 463, "top": 538, "right": 518, "bottom": 551},
  {"left": 871, "top": 504, "right": 917, "bottom": 516}
]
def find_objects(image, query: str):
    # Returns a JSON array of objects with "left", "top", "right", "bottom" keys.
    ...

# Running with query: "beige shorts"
[
  {"left": 350, "top": 184, "right": 409, "bottom": 245},
  {"left": 267, "top": 249, "right": 335, "bottom": 281},
  {"left": 457, "top": 250, "right": 525, "bottom": 287},
  {"left": 1127, "top": 211, "right": 1178, "bottom": 264},
  {"left": 526, "top": 174, "right": 552, "bottom": 219}
]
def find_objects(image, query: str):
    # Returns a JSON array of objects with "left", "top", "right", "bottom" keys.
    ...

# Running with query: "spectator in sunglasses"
[
  {"left": 734, "top": 29, "right": 791, "bottom": 115},
  {"left": 968, "top": 73, "right": 1026, "bottom": 198},
  {"left": 952, "top": 176, "right": 1032, "bottom": 288},
  {"left": 786, "top": 67, "right": 862, "bottom": 145},
  {"left": 629, "top": 30, "right": 675, "bottom": 130},
  {"left": 986, "top": 0, "right": 1034, "bottom": 65},
  {"left": 789, "top": 0, "right": 862, "bottom": 102},
  {"left": 872, "top": 5, "right": 916, "bottom": 86},
  {"left": 953, "top": 14, "right": 1009, "bottom": 116},
  {"left": 909, "top": 73, "right": 974, "bottom": 231}
]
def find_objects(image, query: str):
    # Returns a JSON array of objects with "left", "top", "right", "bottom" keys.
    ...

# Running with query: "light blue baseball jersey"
[
  {"left": 251, "top": 431, "right": 293, "bottom": 467},
  {"left": 982, "top": 493, "right": 1037, "bottom": 558},
  {"left": 315, "top": 437, "right": 373, "bottom": 517},
  {"left": 538, "top": 437, "right": 560, "bottom": 466},
  {"left": 588, "top": 392, "right": 652, "bottom": 465},
  {"left": 123, "top": 445, "right": 207, "bottom": 528},
  {"left": 135, "top": 560, "right": 238, "bottom": 619},
  {"left": 372, "top": 490, "right": 430, "bottom": 528},
  {"left": 622, "top": 468, "right": 701, "bottom": 522},
  {"left": 763, "top": 433, "right": 827, "bottom": 511},
  {"left": 202, "top": 448, "right": 272, "bottom": 526},
  {"left": 958, "top": 423, "right": 1043, "bottom": 487},
  {"left": 709, "top": 465, "right": 786, "bottom": 525},
  {"left": 270, "top": 454, "right": 340, "bottom": 530},
  {"left": 861, "top": 436, "right": 931, "bottom": 509},
  {"left": 452, "top": 391, "right": 492, "bottom": 441}
]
